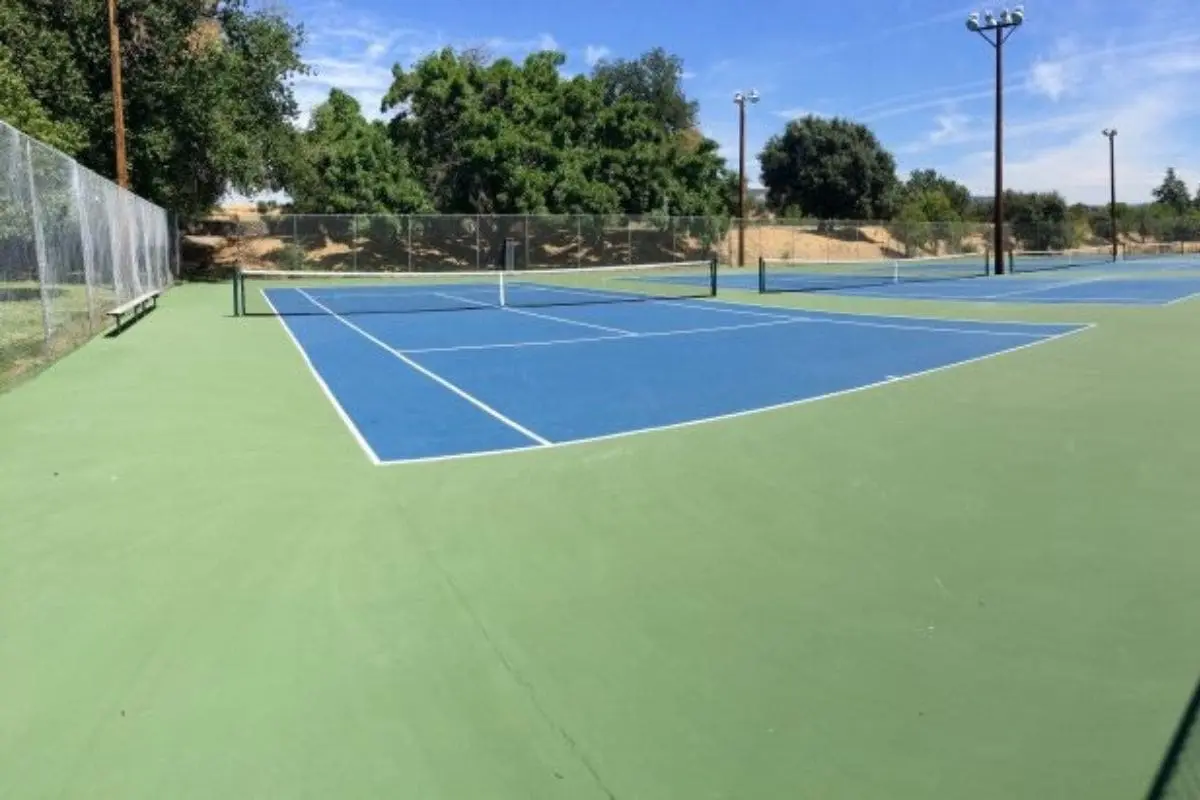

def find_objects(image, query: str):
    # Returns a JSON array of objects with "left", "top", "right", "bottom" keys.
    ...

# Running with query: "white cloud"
[
  {"left": 929, "top": 111, "right": 970, "bottom": 144},
  {"left": 1026, "top": 39, "right": 1083, "bottom": 102},
  {"left": 584, "top": 44, "right": 610, "bottom": 66}
]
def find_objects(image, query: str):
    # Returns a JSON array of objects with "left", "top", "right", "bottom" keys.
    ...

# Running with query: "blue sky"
[{"left": 251, "top": 0, "right": 1200, "bottom": 205}]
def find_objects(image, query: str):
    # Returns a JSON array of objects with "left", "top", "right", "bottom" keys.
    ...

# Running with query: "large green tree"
[
  {"left": 288, "top": 90, "right": 428, "bottom": 214},
  {"left": 590, "top": 47, "right": 697, "bottom": 133},
  {"left": 903, "top": 169, "right": 972, "bottom": 219},
  {"left": 379, "top": 47, "right": 729, "bottom": 216},
  {"left": 1004, "top": 191, "right": 1073, "bottom": 250},
  {"left": 1151, "top": 167, "right": 1191, "bottom": 214},
  {"left": 0, "top": 0, "right": 305, "bottom": 217},
  {"left": 758, "top": 115, "right": 899, "bottom": 220}
]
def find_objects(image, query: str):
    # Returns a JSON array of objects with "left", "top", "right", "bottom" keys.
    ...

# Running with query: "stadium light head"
[
  {"left": 1011, "top": 5, "right": 1024, "bottom": 24},
  {"left": 1103, "top": 128, "right": 1117, "bottom": 137},
  {"left": 984, "top": 11, "right": 997, "bottom": 26},
  {"left": 748, "top": 89, "right": 760, "bottom": 104},
  {"left": 734, "top": 90, "right": 761, "bottom": 106},
  {"left": 966, "top": 12, "right": 980, "bottom": 30}
]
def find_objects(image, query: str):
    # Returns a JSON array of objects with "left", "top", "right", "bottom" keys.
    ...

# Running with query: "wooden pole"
[{"left": 107, "top": 0, "right": 129, "bottom": 188}]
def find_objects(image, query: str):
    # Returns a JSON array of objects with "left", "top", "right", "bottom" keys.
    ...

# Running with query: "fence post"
[
  {"left": 576, "top": 216, "right": 582, "bottom": 268},
  {"left": 406, "top": 216, "right": 412, "bottom": 271},
  {"left": 524, "top": 215, "right": 530, "bottom": 270},
  {"left": 475, "top": 214, "right": 481, "bottom": 270},
  {"left": 352, "top": 215, "right": 358, "bottom": 271},
  {"left": 627, "top": 218, "right": 632, "bottom": 265}
]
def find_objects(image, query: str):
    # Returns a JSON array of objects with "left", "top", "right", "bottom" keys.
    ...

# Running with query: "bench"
[{"left": 107, "top": 290, "right": 161, "bottom": 331}]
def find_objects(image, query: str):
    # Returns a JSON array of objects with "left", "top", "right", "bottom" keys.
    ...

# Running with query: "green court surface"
[{"left": 1, "top": 282, "right": 1197, "bottom": 799}]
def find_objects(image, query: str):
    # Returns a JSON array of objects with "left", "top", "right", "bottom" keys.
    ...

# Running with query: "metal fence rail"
[{"left": 0, "top": 120, "right": 175, "bottom": 386}]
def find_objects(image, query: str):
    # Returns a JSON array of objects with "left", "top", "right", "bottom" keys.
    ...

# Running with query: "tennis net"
[
  {"left": 1008, "top": 246, "right": 1112, "bottom": 273},
  {"left": 1122, "top": 242, "right": 1187, "bottom": 260},
  {"left": 758, "top": 252, "right": 990, "bottom": 294},
  {"left": 234, "top": 260, "right": 717, "bottom": 316}
]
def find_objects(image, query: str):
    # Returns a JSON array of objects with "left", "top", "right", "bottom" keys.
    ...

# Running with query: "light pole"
[
  {"left": 967, "top": 6, "right": 1024, "bottom": 275},
  {"left": 1102, "top": 129, "right": 1118, "bottom": 261},
  {"left": 733, "top": 89, "right": 760, "bottom": 268}
]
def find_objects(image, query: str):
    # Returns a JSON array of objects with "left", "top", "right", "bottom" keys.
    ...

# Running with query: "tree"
[
  {"left": 1151, "top": 168, "right": 1191, "bottom": 214},
  {"left": 0, "top": 44, "right": 84, "bottom": 154},
  {"left": 380, "top": 47, "right": 729, "bottom": 216},
  {"left": 0, "top": 0, "right": 306, "bottom": 217},
  {"left": 289, "top": 90, "right": 428, "bottom": 214},
  {"left": 591, "top": 48, "right": 697, "bottom": 133},
  {"left": 903, "top": 169, "right": 971, "bottom": 218},
  {"left": 1005, "top": 191, "right": 1072, "bottom": 250},
  {"left": 758, "top": 115, "right": 899, "bottom": 220}
]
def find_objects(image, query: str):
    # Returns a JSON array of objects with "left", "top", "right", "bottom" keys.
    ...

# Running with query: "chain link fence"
[
  {"left": 226, "top": 213, "right": 732, "bottom": 273},
  {"left": 1, "top": 120, "right": 176, "bottom": 387},
  {"left": 216, "top": 211, "right": 1200, "bottom": 276}
]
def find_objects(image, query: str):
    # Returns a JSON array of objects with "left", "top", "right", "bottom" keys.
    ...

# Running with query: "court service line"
[
  {"left": 400, "top": 317, "right": 809, "bottom": 354},
  {"left": 983, "top": 274, "right": 1112, "bottom": 298},
  {"left": 295, "top": 288, "right": 553, "bottom": 447},
  {"left": 378, "top": 323, "right": 1097, "bottom": 467},
  {"left": 261, "top": 290, "right": 383, "bottom": 465},
  {"left": 431, "top": 291, "right": 635, "bottom": 335}
]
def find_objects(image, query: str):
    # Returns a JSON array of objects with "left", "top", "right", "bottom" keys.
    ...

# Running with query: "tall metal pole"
[
  {"left": 107, "top": 0, "right": 129, "bottom": 188},
  {"left": 1103, "top": 129, "right": 1118, "bottom": 261},
  {"left": 993, "top": 33, "right": 1004, "bottom": 274},
  {"left": 737, "top": 100, "right": 746, "bottom": 268},
  {"left": 732, "top": 90, "right": 758, "bottom": 269},
  {"left": 968, "top": 8, "right": 1023, "bottom": 276}
]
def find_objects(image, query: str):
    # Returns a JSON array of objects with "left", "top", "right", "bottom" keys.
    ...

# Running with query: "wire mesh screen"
[{"left": 0, "top": 120, "right": 174, "bottom": 386}]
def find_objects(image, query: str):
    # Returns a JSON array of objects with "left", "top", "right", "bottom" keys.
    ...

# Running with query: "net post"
[
  {"left": 498, "top": 271, "right": 507, "bottom": 307},
  {"left": 893, "top": 260, "right": 900, "bottom": 284},
  {"left": 757, "top": 256, "right": 766, "bottom": 293},
  {"left": 233, "top": 266, "right": 242, "bottom": 317},
  {"left": 709, "top": 257, "right": 718, "bottom": 297}
]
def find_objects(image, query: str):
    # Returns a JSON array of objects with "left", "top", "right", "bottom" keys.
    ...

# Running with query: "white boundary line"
[
  {"left": 376, "top": 323, "right": 1096, "bottom": 466},
  {"left": 294, "top": 288, "right": 552, "bottom": 447},
  {"left": 983, "top": 274, "right": 1113, "bottom": 298},
  {"left": 785, "top": 285, "right": 1158, "bottom": 308},
  {"left": 672, "top": 292, "right": 1096, "bottom": 328},
  {"left": 261, "top": 291, "right": 383, "bottom": 465},
  {"left": 401, "top": 318, "right": 810, "bottom": 354},
  {"left": 1165, "top": 289, "right": 1200, "bottom": 306},
  {"left": 432, "top": 289, "right": 636, "bottom": 335}
]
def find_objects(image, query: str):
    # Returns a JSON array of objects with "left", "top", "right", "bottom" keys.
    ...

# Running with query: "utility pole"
[{"left": 107, "top": 0, "right": 129, "bottom": 188}]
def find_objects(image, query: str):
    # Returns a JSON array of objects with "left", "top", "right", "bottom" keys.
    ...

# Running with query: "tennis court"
[
  {"left": 4, "top": 259, "right": 1200, "bottom": 799},
  {"left": 732, "top": 250, "right": 1200, "bottom": 306},
  {"left": 239, "top": 264, "right": 1084, "bottom": 462}
]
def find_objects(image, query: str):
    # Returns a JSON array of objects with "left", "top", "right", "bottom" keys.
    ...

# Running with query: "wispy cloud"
[
  {"left": 1025, "top": 38, "right": 1082, "bottom": 102},
  {"left": 584, "top": 44, "right": 611, "bottom": 67},
  {"left": 292, "top": 7, "right": 561, "bottom": 126}
]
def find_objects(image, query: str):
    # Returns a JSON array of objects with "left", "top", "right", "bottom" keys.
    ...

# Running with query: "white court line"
[
  {"left": 401, "top": 317, "right": 809, "bottom": 354},
  {"left": 260, "top": 290, "right": 383, "bottom": 465},
  {"left": 378, "top": 323, "right": 1097, "bottom": 466},
  {"left": 983, "top": 274, "right": 1113, "bottom": 298},
  {"left": 840, "top": 288, "right": 1162, "bottom": 306},
  {"left": 432, "top": 290, "right": 634, "bottom": 335},
  {"left": 1164, "top": 289, "right": 1200, "bottom": 306},
  {"left": 514, "top": 282, "right": 1054, "bottom": 337},
  {"left": 295, "top": 288, "right": 552, "bottom": 447}
]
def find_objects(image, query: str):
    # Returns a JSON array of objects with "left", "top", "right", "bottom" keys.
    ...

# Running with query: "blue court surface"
[
  {"left": 709, "top": 256, "right": 1200, "bottom": 306},
  {"left": 266, "top": 284, "right": 1088, "bottom": 464}
]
